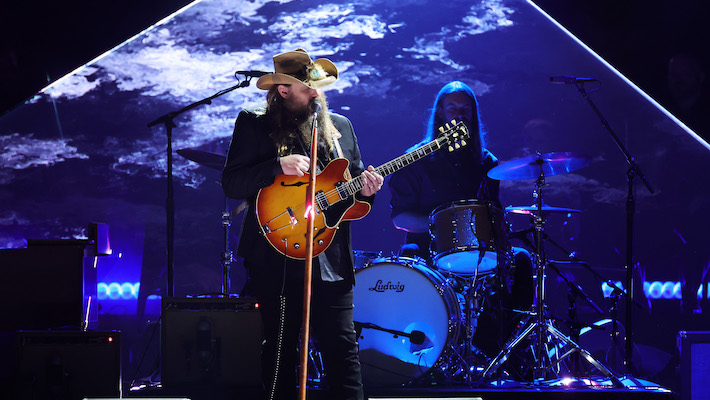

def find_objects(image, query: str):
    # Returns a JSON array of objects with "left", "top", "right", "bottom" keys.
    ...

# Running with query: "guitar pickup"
[
  {"left": 335, "top": 181, "right": 348, "bottom": 200},
  {"left": 315, "top": 190, "right": 329, "bottom": 211}
]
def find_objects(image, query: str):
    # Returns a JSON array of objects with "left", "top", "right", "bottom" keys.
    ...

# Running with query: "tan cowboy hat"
[{"left": 256, "top": 48, "right": 338, "bottom": 90}]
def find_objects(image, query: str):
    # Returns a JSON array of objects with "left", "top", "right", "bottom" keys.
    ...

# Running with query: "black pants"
[{"left": 250, "top": 264, "right": 364, "bottom": 400}]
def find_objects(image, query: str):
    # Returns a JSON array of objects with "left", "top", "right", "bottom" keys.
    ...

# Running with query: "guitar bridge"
[
  {"left": 287, "top": 207, "right": 297, "bottom": 225},
  {"left": 260, "top": 206, "right": 298, "bottom": 236}
]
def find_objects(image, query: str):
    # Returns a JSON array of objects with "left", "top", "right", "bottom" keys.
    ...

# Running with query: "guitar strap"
[{"left": 331, "top": 133, "right": 353, "bottom": 180}]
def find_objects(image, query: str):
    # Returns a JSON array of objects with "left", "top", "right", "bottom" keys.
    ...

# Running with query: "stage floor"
[{"left": 134, "top": 378, "right": 674, "bottom": 400}]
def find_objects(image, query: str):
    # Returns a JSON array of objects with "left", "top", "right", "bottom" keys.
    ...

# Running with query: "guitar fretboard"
[{"left": 340, "top": 135, "right": 446, "bottom": 197}]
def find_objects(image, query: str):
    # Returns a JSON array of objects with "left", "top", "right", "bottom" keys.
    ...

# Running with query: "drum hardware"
[
  {"left": 429, "top": 199, "right": 511, "bottom": 276},
  {"left": 450, "top": 273, "right": 490, "bottom": 384},
  {"left": 177, "top": 148, "right": 240, "bottom": 296},
  {"left": 547, "top": 260, "right": 605, "bottom": 377},
  {"left": 513, "top": 221, "right": 640, "bottom": 378},
  {"left": 355, "top": 322, "right": 427, "bottom": 345},
  {"left": 220, "top": 205, "right": 234, "bottom": 295},
  {"left": 487, "top": 151, "right": 591, "bottom": 181},
  {"left": 483, "top": 152, "right": 623, "bottom": 386},
  {"left": 176, "top": 148, "right": 227, "bottom": 171},
  {"left": 505, "top": 203, "right": 582, "bottom": 216},
  {"left": 352, "top": 249, "right": 383, "bottom": 270},
  {"left": 353, "top": 257, "right": 463, "bottom": 387}
]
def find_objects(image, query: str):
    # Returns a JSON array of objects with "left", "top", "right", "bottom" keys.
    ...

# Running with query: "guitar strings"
[{"left": 273, "top": 124, "right": 463, "bottom": 225}]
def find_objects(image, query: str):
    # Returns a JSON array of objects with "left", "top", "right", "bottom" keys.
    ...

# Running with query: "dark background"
[
  {"left": 2, "top": 0, "right": 709, "bottom": 119},
  {"left": 1, "top": 0, "right": 709, "bottom": 395}
]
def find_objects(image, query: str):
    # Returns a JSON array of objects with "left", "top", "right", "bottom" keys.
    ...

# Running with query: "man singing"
[{"left": 222, "top": 48, "right": 382, "bottom": 400}]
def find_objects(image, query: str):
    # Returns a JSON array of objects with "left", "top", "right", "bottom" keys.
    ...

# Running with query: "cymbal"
[
  {"left": 177, "top": 148, "right": 226, "bottom": 171},
  {"left": 487, "top": 152, "right": 590, "bottom": 180},
  {"left": 506, "top": 204, "right": 582, "bottom": 215}
]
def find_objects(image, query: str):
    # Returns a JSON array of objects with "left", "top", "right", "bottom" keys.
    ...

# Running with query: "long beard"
[
  {"left": 297, "top": 102, "right": 334, "bottom": 154},
  {"left": 270, "top": 94, "right": 336, "bottom": 157}
]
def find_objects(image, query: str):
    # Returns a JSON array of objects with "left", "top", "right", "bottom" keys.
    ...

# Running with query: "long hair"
[
  {"left": 264, "top": 86, "right": 336, "bottom": 157},
  {"left": 408, "top": 81, "right": 486, "bottom": 158}
]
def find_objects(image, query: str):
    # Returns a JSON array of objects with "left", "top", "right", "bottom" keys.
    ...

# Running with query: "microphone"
[
  {"left": 549, "top": 76, "right": 598, "bottom": 84},
  {"left": 354, "top": 322, "right": 427, "bottom": 345},
  {"left": 409, "top": 330, "right": 426, "bottom": 345},
  {"left": 312, "top": 100, "right": 322, "bottom": 115},
  {"left": 236, "top": 70, "right": 270, "bottom": 78}
]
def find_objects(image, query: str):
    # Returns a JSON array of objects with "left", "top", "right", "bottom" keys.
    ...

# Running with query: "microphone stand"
[
  {"left": 147, "top": 76, "right": 254, "bottom": 297},
  {"left": 572, "top": 81, "right": 654, "bottom": 376},
  {"left": 354, "top": 321, "right": 424, "bottom": 344},
  {"left": 299, "top": 106, "right": 320, "bottom": 400}
]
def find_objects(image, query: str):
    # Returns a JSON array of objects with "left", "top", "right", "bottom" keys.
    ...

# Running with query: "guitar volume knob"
[{"left": 294, "top": 243, "right": 300, "bottom": 249}]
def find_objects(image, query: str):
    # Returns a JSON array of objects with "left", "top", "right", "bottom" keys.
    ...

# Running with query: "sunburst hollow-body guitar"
[{"left": 255, "top": 120, "right": 469, "bottom": 259}]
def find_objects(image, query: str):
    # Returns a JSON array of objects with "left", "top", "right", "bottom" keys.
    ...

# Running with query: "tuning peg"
[
  {"left": 450, "top": 119, "right": 456, "bottom": 125},
  {"left": 439, "top": 126, "right": 445, "bottom": 133},
  {"left": 461, "top": 139, "right": 467, "bottom": 146},
  {"left": 448, "top": 145, "right": 454, "bottom": 152},
  {"left": 454, "top": 143, "right": 460, "bottom": 149}
]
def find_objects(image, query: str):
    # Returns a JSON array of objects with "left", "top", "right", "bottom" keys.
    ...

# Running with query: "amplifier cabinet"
[
  {"left": 679, "top": 330, "right": 710, "bottom": 400},
  {"left": 161, "top": 297, "right": 263, "bottom": 389},
  {"left": 15, "top": 330, "right": 121, "bottom": 400}
]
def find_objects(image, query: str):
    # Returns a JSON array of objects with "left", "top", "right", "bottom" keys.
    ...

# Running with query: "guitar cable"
[{"left": 268, "top": 257, "right": 289, "bottom": 400}]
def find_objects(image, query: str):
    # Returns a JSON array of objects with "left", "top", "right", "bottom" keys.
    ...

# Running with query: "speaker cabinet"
[
  {"left": 679, "top": 330, "right": 710, "bottom": 400},
  {"left": 161, "top": 297, "right": 263, "bottom": 389},
  {"left": 0, "top": 240, "right": 98, "bottom": 332},
  {"left": 15, "top": 330, "right": 121, "bottom": 400}
]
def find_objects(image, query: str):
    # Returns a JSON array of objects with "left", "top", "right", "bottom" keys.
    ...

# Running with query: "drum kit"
[
  {"left": 353, "top": 151, "right": 624, "bottom": 388},
  {"left": 178, "top": 147, "right": 623, "bottom": 387}
]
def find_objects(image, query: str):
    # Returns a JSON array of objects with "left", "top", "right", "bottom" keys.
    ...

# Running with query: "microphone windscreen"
[
  {"left": 313, "top": 100, "right": 322, "bottom": 114},
  {"left": 409, "top": 330, "right": 426, "bottom": 345}
]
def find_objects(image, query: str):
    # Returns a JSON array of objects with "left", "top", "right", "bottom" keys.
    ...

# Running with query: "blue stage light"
[
  {"left": 604, "top": 281, "right": 707, "bottom": 300},
  {"left": 97, "top": 281, "right": 140, "bottom": 300}
]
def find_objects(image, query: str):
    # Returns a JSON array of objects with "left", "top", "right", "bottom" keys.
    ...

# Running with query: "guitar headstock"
[{"left": 437, "top": 119, "right": 470, "bottom": 152}]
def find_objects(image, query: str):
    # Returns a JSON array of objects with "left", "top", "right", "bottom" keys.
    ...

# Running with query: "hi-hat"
[
  {"left": 506, "top": 204, "right": 582, "bottom": 215},
  {"left": 487, "top": 152, "right": 590, "bottom": 180},
  {"left": 177, "top": 148, "right": 226, "bottom": 170}
]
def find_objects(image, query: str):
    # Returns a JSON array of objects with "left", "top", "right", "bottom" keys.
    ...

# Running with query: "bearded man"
[{"left": 222, "top": 48, "right": 382, "bottom": 400}]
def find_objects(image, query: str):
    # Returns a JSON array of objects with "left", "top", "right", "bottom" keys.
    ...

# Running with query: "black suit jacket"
[{"left": 222, "top": 107, "right": 372, "bottom": 283}]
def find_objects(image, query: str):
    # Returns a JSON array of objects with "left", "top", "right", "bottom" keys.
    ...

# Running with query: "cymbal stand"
[
  {"left": 538, "top": 233, "right": 641, "bottom": 376},
  {"left": 220, "top": 196, "right": 234, "bottom": 295},
  {"left": 482, "top": 157, "right": 622, "bottom": 386}
]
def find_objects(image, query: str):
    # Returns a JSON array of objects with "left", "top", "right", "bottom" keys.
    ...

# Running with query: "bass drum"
[{"left": 354, "top": 257, "right": 461, "bottom": 386}]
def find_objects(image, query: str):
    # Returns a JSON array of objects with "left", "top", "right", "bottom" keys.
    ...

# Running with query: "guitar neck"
[{"left": 342, "top": 137, "right": 444, "bottom": 196}]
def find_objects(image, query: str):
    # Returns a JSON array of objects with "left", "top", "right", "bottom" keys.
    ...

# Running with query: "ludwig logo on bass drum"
[{"left": 369, "top": 279, "right": 405, "bottom": 293}]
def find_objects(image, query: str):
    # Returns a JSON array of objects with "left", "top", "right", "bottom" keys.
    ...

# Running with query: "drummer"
[{"left": 387, "top": 81, "right": 533, "bottom": 359}]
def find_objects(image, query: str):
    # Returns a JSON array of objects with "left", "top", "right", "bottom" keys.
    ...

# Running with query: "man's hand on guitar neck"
[
  {"left": 360, "top": 165, "right": 383, "bottom": 197},
  {"left": 279, "top": 154, "right": 311, "bottom": 177}
]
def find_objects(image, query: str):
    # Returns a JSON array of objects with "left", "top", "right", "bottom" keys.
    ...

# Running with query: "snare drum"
[
  {"left": 353, "top": 257, "right": 462, "bottom": 386},
  {"left": 429, "top": 199, "right": 510, "bottom": 276}
]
